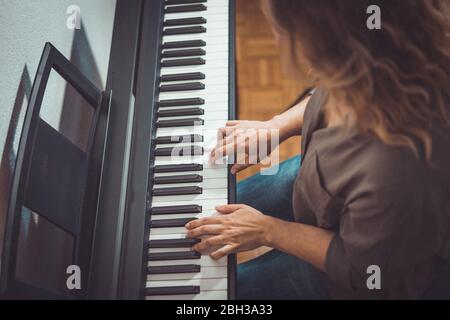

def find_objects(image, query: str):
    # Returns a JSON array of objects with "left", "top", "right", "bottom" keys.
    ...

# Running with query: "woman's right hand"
[{"left": 210, "top": 118, "right": 285, "bottom": 174}]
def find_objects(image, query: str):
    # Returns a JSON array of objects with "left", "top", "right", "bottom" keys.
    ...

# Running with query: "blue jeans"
[{"left": 236, "top": 156, "right": 330, "bottom": 300}]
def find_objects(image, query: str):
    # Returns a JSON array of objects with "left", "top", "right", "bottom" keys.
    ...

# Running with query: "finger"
[
  {"left": 215, "top": 204, "right": 245, "bottom": 214},
  {"left": 210, "top": 244, "right": 237, "bottom": 260},
  {"left": 226, "top": 120, "right": 241, "bottom": 127},
  {"left": 230, "top": 164, "right": 250, "bottom": 174},
  {"left": 210, "top": 142, "right": 236, "bottom": 163},
  {"left": 218, "top": 126, "right": 236, "bottom": 140},
  {"left": 192, "top": 236, "right": 226, "bottom": 252},
  {"left": 185, "top": 216, "right": 223, "bottom": 229},
  {"left": 223, "top": 129, "right": 247, "bottom": 146},
  {"left": 186, "top": 225, "right": 224, "bottom": 238}
]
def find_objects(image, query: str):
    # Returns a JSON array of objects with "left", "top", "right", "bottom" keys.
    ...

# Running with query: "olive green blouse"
[{"left": 293, "top": 89, "right": 450, "bottom": 299}]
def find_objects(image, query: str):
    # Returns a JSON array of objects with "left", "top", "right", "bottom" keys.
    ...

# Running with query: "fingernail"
[{"left": 185, "top": 222, "right": 191, "bottom": 229}]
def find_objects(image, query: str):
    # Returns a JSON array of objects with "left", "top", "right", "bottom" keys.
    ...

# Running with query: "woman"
[{"left": 186, "top": 0, "right": 450, "bottom": 299}]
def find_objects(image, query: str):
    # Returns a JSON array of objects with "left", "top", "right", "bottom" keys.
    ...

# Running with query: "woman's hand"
[
  {"left": 210, "top": 95, "right": 310, "bottom": 174},
  {"left": 210, "top": 119, "right": 285, "bottom": 174},
  {"left": 185, "top": 204, "right": 275, "bottom": 259}
]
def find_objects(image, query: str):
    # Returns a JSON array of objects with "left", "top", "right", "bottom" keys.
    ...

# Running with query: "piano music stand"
[{"left": 0, "top": 42, "right": 111, "bottom": 299}]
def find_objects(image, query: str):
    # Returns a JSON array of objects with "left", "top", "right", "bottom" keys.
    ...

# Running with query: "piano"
[{"left": 0, "top": 0, "right": 236, "bottom": 300}]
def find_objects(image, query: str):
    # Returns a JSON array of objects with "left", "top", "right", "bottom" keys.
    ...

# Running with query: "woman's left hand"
[{"left": 185, "top": 204, "right": 274, "bottom": 259}]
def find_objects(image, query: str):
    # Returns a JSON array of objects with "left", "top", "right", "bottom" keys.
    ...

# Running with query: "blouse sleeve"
[{"left": 325, "top": 180, "right": 435, "bottom": 296}]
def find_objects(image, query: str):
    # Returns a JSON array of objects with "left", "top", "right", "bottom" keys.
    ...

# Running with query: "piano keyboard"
[{"left": 146, "top": 0, "right": 232, "bottom": 300}]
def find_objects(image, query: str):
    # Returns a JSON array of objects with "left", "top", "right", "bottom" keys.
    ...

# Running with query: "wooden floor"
[
  {"left": 236, "top": 0, "right": 304, "bottom": 181},
  {"left": 235, "top": 0, "right": 306, "bottom": 263}
]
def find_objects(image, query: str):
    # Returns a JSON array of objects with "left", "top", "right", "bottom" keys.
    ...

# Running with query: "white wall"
[{"left": 0, "top": 0, "right": 116, "bottom": 149}]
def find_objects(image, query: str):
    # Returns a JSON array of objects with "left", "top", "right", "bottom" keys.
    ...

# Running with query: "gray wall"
[{"left": 0, "top": 0, "right": 117, "bottom": 265}]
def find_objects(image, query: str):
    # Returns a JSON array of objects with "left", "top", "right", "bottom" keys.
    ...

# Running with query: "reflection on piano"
[{"left": 0, "top": 0, "right": 236, "bottom": 300}]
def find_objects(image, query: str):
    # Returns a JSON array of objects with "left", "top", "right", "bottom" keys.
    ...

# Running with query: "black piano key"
[
  {"left": 165, "top": 4, "right": 207, "bottom": 14},
  {"left": 158, "top": 108, "right": 204, "bottom": 118},
  {"left": 163, "top": 26, "right": 206, "bottom": 36},
  {"left": 148, "top": 238, "right": 200, "bottom": 249},
  {"left": 161, "top": 49, "right": 206, "bottom": 59},
  {"left": 153, "top": 186, "right": 202, "bottom": 196},
  {"left": 162, "top": 40, "right": 206, "bottom": 50},
  {"left": 166, "top": 0, "right": 206, "bottom": 4},
  {"left": 147, "top": 264, "right": 200, "bottom": 275},
  {"left": 157, "top": 117, "right": 204, "bottom": 128},
  {"left": 154, "top": 163, "right": 204, "bottom": 173},
  {"left": 154, "top": 174, "right": 203, "bottom": 185},
  {"left": 151, "top": 217, "right": 198, "bottom": 228},
  {"left": 161, "top": 58, "right": 205, "bottom": 68},
  {"left": 164, "top": 17, "right": 206, "bottom": 27},
  {"left": 146, "top": 286, "right": 200, "bottom": 296},
  {"left": 158, "top": 98, "right": 204, "bottom": 108},
  {"left": 150, "top": 204, "right": 202, "bottom": 215},
  {"left": 155, "top": 146, "right": 204, "bottom": 157},
  {"left": 160, "top": 82, "right": 205, "bottom": 92},
  {"left": 156, "top": 134, "right": 203, "bottom": 144},
  {"left": 148, "top": 251, "right": 200, "bottom": 261},
  {"left": 160, "top": 72, "right": 205, "bottom": 82}
]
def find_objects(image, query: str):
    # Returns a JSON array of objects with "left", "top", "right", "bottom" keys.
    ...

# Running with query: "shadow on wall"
[
  {"left": 0, "top": 65, "right": 32, "bottom": 256},
  {"left": 59, "top": 21, "right": 103, "bottom": 152},
  {"left": 0, "top": 21, "right": 103, "bottom": 267}
]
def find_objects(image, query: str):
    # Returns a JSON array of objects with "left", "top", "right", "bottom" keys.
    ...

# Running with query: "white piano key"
[
  {"left": 160, "top": 63, "right": 228, "bottom": 74},
  {"left": 159, "top": 76, "right": 230, "bottom": 87},
  {"left": 165, "top": 6, "right": 229, "bottom": 16},
  {"left": 152, "top": 178, "right": 228, "bottom": 190},
  {"left": 163, "top": 34, "right": 229, "bottom": 46},
  {"left": 164, "top": 11, "right": 229, "bottom": 22},
  {"left": 158, "top": 88, "right": 229, "bottom": 100},
  {"left": 162, "top": 46, "right": 228, "bottom": 58},
  {"left": 149, "top": 226, "right": 187, "bottom": 235},
  {"left": 154, "top": 168, "right": 227, "bottom": 178},
  {"left": 158, "top": 88, "right": 228, "bottom": 100},
  {"left": 162, "top": 30, "right": 229, "bottom": 43},
  {"left": 152, "top": 188, "right": 228, "bottom": 202},
  {"left": 159, "top": 85, "right": 228, "bottom": 96},
  {"left": 146, "top": 278, "right": 227, "bottom": 291},
  {"left": 163, "top": 19, "right": 228, "bottom": 30},
  {"left": 156, "top": 124, "right": 226, "bottom": 137},
  {"left": 153, "top": 160, "right": 228, "bottom": 170},
  {"left": 147, "top": 266, "right": 227, "bottom": 281},
  {"left": 157, "top": 103, "right": 229, "bottom": 114},
  {"left": 156, "top": 118, "right": 227, "bottom": 128},
  {"left": 150, "top": 199, "right": 228, "bottom": 211},
  {"left": 146, "top": 289, "right": 228, "bottom": 300},
  {"left": 160, "top": 65, "right": 228, "bottom": 76},
  {"left": 155, "top": 126, "right": 221, "bottom": 135},
  {"left": 157, "top": 145, "right": 216, "bottom": 156},
  {"left": 164, "top": 0, "right": 229, "bottom": 8},
  {"left": 165, "top": 4, "right": 229, "bottom": 13},
  {"left": 148, "top": 255, "right": 228, "bottom": 267},
  {"left": 151, "top": 210, "right": 220, "bottom": 221},
  {"left": 156, "top": 131, "right": 226, "bottom": 146},
  {"left": 162, "top": 51, "right": 228, "bottom": 62},
  {"left": 158, "top": 112, "right": 228, "bottom": 122},
  {"left": 148, "top": 233, "right": 187, "bottom": 240},
  {"left": 150, "top": 247, "right": 192, "bottom": 253},
  {"left": 170, "top": 134, "right": 221, "bottom": 147}
]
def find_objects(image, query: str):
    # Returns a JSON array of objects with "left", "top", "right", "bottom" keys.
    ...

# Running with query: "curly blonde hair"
[{"left": 262, "top": 0, "right": 450, "bottom": 159}]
